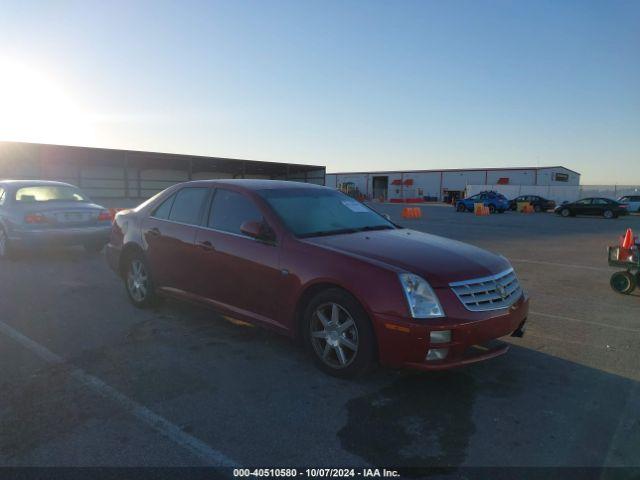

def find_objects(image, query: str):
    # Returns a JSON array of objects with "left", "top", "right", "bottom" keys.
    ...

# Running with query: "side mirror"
[{"left": 240, "top": 220, "right": 275, "bottom": 242}]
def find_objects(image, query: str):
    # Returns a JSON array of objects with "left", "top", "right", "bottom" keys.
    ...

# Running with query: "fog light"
[
  {"left": 430, "top": 330, "right": 451, "bottom": 344},
  {"left": 426, "top": 348, "right": 449, "bottom": 361}
]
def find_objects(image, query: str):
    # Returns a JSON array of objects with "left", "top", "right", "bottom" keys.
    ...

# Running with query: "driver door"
[{"left": 193, "top": 188, "right": 283, "bottom": 327}]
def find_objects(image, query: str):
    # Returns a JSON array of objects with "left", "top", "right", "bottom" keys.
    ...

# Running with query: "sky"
[{"left": 0, "top": 0, "right": 638, "bottom": 184}]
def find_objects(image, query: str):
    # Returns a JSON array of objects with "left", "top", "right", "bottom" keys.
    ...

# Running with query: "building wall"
[
  {"left": 327, "top": 166, "right": 581, "bottom": 201},
  {"left": 0, "top": 142, "right": 325, "bottom": 203}
]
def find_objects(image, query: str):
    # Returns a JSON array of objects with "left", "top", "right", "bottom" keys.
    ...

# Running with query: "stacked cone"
[
  {"left": 401, "top": 207, "right": 422, "bottom": 219},
  {"left": 474, "top": 203, "right": 490, "bottom": 216}
]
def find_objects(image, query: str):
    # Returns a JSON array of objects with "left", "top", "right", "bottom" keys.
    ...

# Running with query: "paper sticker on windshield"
[{"left": 342, "top": 200, "right": 369, "bottom": 213}]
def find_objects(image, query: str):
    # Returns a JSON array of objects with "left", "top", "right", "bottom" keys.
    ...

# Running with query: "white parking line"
[
  {"left": 529, "top": 310, "right": 640, "bottom": 334},
  {"left": 0, "top": 320, "right": 238, "bottom": 467},
  {"left": 510, "top": 258, "right": 611, "bottom": 272}
]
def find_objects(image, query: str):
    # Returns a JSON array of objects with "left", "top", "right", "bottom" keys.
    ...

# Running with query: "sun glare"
[{"left": 0, "top": 59, "right": 93, "bottom": 145}]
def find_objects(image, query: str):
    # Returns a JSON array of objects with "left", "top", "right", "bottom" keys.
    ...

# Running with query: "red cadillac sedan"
[{"left": 106, "top": 180, "right": 529, "bottom": 378}]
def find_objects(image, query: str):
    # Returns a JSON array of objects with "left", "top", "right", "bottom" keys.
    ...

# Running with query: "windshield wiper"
[
  {"left": 299, "top": 228, "right": 359, "bottom": 238},
  {"left": 356, "top": 225, "right": 395, "bottom": 232}
]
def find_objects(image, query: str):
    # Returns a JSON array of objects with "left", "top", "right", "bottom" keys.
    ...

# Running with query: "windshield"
[
  {"left": 15, "top": 185, "right": 89, "bottom": 203},
  {"left": 258, "top": 188, "right": 395, "bottom": 237}
]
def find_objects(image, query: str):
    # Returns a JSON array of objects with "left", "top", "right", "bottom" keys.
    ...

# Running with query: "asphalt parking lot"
[{"left": 1, "top": 204, "right": 639, "bottom": 470}]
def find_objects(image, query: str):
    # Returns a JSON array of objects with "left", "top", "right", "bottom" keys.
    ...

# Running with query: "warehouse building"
[
  {"left": 326, "top": 166, "right": 580, "bottom": 204},
  {"left": 0, "top": 142, "right": 326, "bottom": 206}
]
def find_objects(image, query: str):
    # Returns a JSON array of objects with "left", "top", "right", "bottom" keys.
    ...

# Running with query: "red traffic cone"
[{"left": 621, "top": 228, "right": 634, "bottom": 249}]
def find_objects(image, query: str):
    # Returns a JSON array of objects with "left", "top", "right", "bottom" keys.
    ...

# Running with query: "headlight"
[{"left": 398, "top": 273, "right": 445, "bottom": 319}]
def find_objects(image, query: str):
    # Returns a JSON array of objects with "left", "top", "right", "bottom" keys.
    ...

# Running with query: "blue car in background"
[{"left": 456, "top": 191, "right": 510, "bottom": 214}]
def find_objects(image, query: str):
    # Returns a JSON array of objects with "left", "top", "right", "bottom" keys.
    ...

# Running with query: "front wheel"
[
  {"left": 488, "top": 205, "right": 496, "bottom": 214},
  {"left": 560, "top": 208, "right": 571, "bottom": 217},
  {"left": 610, "top": 271, "right": 636, "bottom": 294},
  {"left": 534, "top": 204, "right": 542, "bottom": 213},
  {"left": 124, "top": 253, "right": 158, "bottom": 308},
  {"left": 456, "top": 204, "right": 466, "bottom": 212},
  {"left": 303, "top": 289, "right": 375, "bottom": 378}
]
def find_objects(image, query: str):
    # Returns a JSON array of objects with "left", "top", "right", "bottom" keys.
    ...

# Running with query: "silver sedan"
[{"left": 0, "top": 180, "right": 113, "bottom": 259}]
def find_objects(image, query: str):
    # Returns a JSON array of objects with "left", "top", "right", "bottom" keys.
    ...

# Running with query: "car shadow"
[{"left": 90, "top": 298, "right": 640, "bottom": 469}]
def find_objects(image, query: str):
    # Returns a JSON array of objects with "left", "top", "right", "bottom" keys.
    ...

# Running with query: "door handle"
[
  {"left": 148, "top": 227, "right": 161, "bottom": 236},
  {"left": 198, "top": 240, "right": 215, "bottom": 251}
]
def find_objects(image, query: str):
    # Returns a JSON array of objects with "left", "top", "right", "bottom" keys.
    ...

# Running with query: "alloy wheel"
[
  {"left": 310, "top": 302, "right": 359, "bottom": 369},
  {"left": 127, "top": 259, "right": 149, "bottom": 302},
  {"left": 604, "top": 210, "right": 614, "bottom": 219},
  {"left": 561, "top": 208, "right": 570, "bottom": 217}
]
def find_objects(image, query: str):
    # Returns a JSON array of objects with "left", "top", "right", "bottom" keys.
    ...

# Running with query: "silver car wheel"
[
  {"left": 310, "top": 302, "right": 359, "bottom": 369},
  {"left": 127, "top": 259, "right": 149, "bottom": 302},
  {"left": 604, "top": 209, "right": 614, "bottom": 219}
]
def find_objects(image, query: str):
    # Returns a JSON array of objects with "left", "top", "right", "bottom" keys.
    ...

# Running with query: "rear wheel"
[
  {"left": 603, "top": 209, "right": 615, "bottom": 219},
  {"left": 124, "top": 252, "right": 158, "bottom": 308},
  {"left": 610, "top": 271, "right": 636, "bottom": 294},
  {"left": 0, "top": 228, "right": 13, "bottom": 260},
  {"left": 456, "top": 204, "right": 466, "bottom": 212},
  {"left": 303, "top": 288, "right": 375, "bottom": 378},
  {"left": 534, "top": 204, "right": 542, "bottom": 213}
]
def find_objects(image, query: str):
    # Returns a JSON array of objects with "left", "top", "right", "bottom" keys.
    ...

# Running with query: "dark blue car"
[{"left": 456, "top": 191, "right": 510, "bottom": 214}]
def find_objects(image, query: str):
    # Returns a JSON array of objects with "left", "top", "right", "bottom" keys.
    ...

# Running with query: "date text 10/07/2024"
[{"left": 233, "top": 468, "right": 400, "bottom": 478}]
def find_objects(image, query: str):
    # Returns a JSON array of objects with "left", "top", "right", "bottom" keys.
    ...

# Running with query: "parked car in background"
[
  {"left": 617, "top": 195, "right": 640, "bottom": 213},
  {"left": 0, "top": 180, "right": 112, "bottom": 259},
  {"left": 107, "top": 180, "right": 528, "bottom": 378},
  {"left": 509, "top": 195, "right": 556, "bottom": 212},
  {"left": 555, "top": 197, "right": 629, "bottom": 219},
  {"left": 456, "top": 191, "right": 510, "bottom": 213}
]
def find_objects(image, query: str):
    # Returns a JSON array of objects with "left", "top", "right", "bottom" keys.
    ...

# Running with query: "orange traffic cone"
[
  {"left": 401, "top": 207, "right": 409, "bottom": 219},
  {"left": 621, "top": 228, "right": 634, "bottom": 249},
  {"left": 413, "top": 207, "right": 422, "bottom": 219}
]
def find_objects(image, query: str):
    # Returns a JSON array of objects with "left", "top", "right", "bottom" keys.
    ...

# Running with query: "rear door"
[
  {"left": 573, "top": 199, "right": 592, "bottom": 215},
  {"left": 142, "top": 187, "right": 210, "bottom": 289},
  {"left": 591, "top": 198, "right": 610, "bottom": 215},
  {"left": 193, "top": 188, "right": 282, "bottom": 326}
]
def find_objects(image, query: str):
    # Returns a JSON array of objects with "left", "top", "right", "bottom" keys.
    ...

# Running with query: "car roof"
[
  {"left": 0, "top": 179, "right": 77, "bottom": 189},
  {"left": 176, "top": 179, "right": 328, "bottom": 191}
]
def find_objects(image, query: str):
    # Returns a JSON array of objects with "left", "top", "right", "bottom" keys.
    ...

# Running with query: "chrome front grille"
[{"left": 449, "top": 268, "right": 522, "bottom": 312}]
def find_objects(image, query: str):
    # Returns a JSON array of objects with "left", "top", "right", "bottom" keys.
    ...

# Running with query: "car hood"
[{"left": 304, "top": 229, "right": 511, "bottom": 288}]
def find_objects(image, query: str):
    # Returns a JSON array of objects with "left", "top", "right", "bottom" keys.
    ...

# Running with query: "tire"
[
  {"left": 123, "top": 251, "right": 158, "bottom": 308},
  {"left": 302, "top": 288, "right": 375, "bottom": 379},
  {"left": 560, "top": 208, "right": 571, "bottom": 218},
  {"left": 0, "top": 227, "right": 13, "bottom": 260},
  {"left": 603, "top": 209, "right": 614, "bottom": 219},
  {"left": 488, "top": 205, "right": 496, "bottom": 214},
  {"left": 610, "top": 271, "right": 636, "bottom": 295},
  {"left": 83, "top": 240, "right": 106, "bottom": 253},
  {"left": 456, "top": 204, "right": 466, "bottom": 212},
  {"left": 534, "top": 204, "right": 542, "bottom": 213}
]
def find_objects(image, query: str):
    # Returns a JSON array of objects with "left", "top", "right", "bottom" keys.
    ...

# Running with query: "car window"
[
  {"left": 208, "top": 189, "right": 263, "bottom": 235},
  {"left": 576, "top": 199, "right": 591, "bottom": 205},
  {"left": 259, "top": 188, "right": 394, "bottom": 237},
  {"left": 593, "top": 199, "right": 609, "bottom": 205},
  {"left": 619, "top": 197, "right": 629, "bottom": 202},
  {"left": 151, "top": 194, "right": 175, "bottom": 220},
  {"left": 467, "top": 194, "right": 479, "bottom": 200},
  {"left": 15, "top": 185, "right": 89, "bottom": 202},
  {"left": 168, "top": 187, "right": 209, "bottom": 225}
]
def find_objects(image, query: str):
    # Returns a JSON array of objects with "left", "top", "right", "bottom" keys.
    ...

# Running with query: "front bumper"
[
  {"left": 372, "top": 293, "right": 529, "bottom": 371},
  {"left": 8, "top": 225, "right": 111, "bottom": 247}
]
